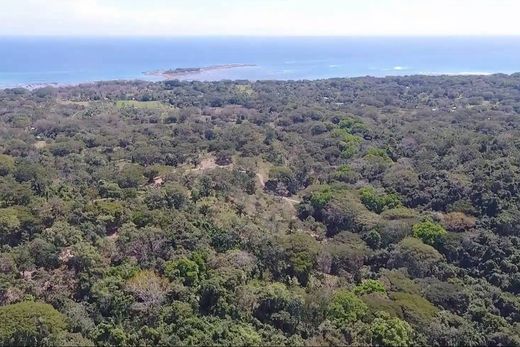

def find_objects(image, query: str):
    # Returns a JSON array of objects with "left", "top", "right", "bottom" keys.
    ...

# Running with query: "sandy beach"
[{"left": 144, "top": 64, "right": 257, "bottom": 79}]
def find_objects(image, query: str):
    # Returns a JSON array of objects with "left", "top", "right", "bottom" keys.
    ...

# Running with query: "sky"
[{"left": 1, "top": 0, "right": 520, "bottom": 36}]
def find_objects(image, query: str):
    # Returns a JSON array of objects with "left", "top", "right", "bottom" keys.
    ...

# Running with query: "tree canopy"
[{"left": 0, "top": 74, "right": 519, "bottom": 344}]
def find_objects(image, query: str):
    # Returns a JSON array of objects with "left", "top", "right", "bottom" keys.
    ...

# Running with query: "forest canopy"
[{"left": 0, "top": 74, "right": 519, "bottom": 345}]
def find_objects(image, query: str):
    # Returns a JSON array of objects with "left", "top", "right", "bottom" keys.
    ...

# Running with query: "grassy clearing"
[
  {"left": 56, "top": 99, "right": 91, "bottom": 106},
  {"left": 115, "top": 100, "right": 171, "bottom": 110}
]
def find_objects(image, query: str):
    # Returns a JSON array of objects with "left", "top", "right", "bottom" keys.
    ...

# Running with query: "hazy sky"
[{"left": 2, "top": 0, "right": 520, "bottom": 36}]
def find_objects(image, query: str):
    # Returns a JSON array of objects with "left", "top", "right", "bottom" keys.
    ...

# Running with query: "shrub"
[
  {"left": 0, "top": 154, "right": 15, "bottom": 176},
  {"left": 117, "top": 164, "right": 146, "bottom": 189},
  {"left": 332, "top": 164, "right": 360, "bottom": 184},
  {"left": 354, "top": 279, "right": 386, "bottom": 296},
  {"left": 388, "top": 292, "right": 439, "bottom": 324},
  {"left": 370, "top": 312, "right": 413, "bottom": 346},
  {"left": 327, "top": 290, "right": 368, "bottom": 326},
  {"left": 440, "top": 212, "right": 476, "bottom": 232},
  {"left": 412, "top": 220, "right": 447, "bottom": 245},
  {"left": 165, "top": 257, "right": 202, "bottom": 286},
  {"left": 360, "top": 186, "right": 401, "bottom": 214},
  {"left": 309, "top": 186, "right": 333, "bottom": 209},
  {"left": 388, "top": 238, "right": 444, "bottom": 277},
  {"left": 381, "top": 207, "right": 418, "bottom": 220}
]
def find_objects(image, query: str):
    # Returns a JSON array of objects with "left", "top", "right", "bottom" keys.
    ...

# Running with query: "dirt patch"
[
  {"left": 59, "top": 248, "right": 74, "bottom": 263},
  {"left": 107, "top": 232, "right": 119, "bottom": 241},
  {"left": 152, "top": 176, "right": 164, "bottom": 188},
  {"left": 256, "top": 173, "right": 266, "bottom": 188},
  {"left": 283, "top": 197, "right": 301, "bottom": 204},
  {"left": 56, "top": 99, "right": 90, "bottom": 107},
  {"left": 191, "top": 156, "right": 233, "bottom": 172},
  {"left": 279, "top": 197, "right": 301, "bottom": 215},
  {"left": 34, "top": 141, "right": 47, "bottom": 149}
]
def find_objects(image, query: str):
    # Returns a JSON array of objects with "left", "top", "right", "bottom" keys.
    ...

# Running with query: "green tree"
[
  {"left": 360, "top": 186, "right": 401, "bottom": 214},
  {"left": 89, "top": 200, "right": 125, "bottom": 231},
  {"left": 117, "top": 164, "right": 146, "bottom": 189},
  {"left": 332, "top": 164, "right": 360, "bottom": 184},
  {"left": 165, "top": 257, "right": 202, "bottom": 286},
  {"left": 281, "top": 233, "right": 320, "bottom": 285},
  {"left": 266, "top": 167, "right": 298, "bottom": 196},
  {"left": 0, "top": 154, "right": 15, "bottom": 176},
  {"left": 13, "top": 161, "right": 51, "bottom": 196},
  {"left": 91, "top": 275, "right": 133, "bottom": 318},
  {"left": 309, "top": 186, "right": 333, "bottom": 209},
  {"left": 0, "top": 301, "right": 67, "bottom": 346},
  {"left": 354, "top": 279, "right": 386, "bottom": 296},
  {"left": 332, "top": 128, "right": 362, "bottom": 159},
  {"left": 92, "top": 322, "right": 129, "bottom": 347},
  {"left": 252, "top": 282, "right": 304, "bottom": 334},
  {"left": 98, "top": 180, "right": 123, "bottom": 199},
  {"left": 370, "top": 312, "right": 413, "bottom": 346},
  {"left": 388, "top": 237, "right": 444, "bottom": 278},
  {"left": 327, "top": 290, "right": 368, "bottom": 326},
  {"left": 0, "top": 207, "right": 21, "bottom": 240},
  {"left": 412, "top": 220, "right": 447, "bottom": 245}
]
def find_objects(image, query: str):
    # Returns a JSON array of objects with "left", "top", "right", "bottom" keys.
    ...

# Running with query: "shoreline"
[
  {"left": 0, "top": 82, "right": 68, "bottom": 91},
  {"left": 0, "top": 71, "right": 514, "bottom": 91}
]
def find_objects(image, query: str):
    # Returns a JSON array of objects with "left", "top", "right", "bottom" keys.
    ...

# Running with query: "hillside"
[{"left": 0, "top": 75, "right": 519, "bottom": 346}]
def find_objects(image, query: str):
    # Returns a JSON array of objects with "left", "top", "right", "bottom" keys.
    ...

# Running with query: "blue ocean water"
[{"left": 1, "top": 36, "right": 520, "bottom": 87}]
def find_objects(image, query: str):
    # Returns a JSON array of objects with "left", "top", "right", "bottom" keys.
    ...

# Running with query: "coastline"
[
  {"left": 0, "top": 64, "right": 258, "bottom": 90},
  {"left": 4, "top": 82, "right": 68, "bottom": 91},
  {"left": 0, "top": 71, "right": 514, "bottom": 91}
]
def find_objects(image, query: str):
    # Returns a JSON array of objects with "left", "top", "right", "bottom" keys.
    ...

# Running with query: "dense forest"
[{"left": 0, "top": 74, "right": 519, "bottom": 346}]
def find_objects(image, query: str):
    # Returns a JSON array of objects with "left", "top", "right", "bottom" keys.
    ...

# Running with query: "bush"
[
  {"left": 381, "top": 208, "right": 418, "bottom": 221},
  {"left": 0, "top": 208, "right": 21, "bottom": 240},
  {"left": 360, "top": 186, "right": 401, "bottom": 214},
  {"left": 323, "top": 193, "right": 380, "bottom": 235},
  {"left": 165, "top": 257, "right": 203, "bottom": 286},
  {"left": 412, "top": 220, "right": 447, "bottom": 245},
  {"left": 370, "top": 312, "right": 414, "bottom": 346},
  {"left": 117, "top": 164, "right": 146, "bottom": 189},
  {"left": 440, "top": 212, "right": 476, "bottom": 232},
  {"left": 327, "top": 290, "right": 368, "bottom": 326},
  {"left": 388, "top": 238, "right": 444, "bottom": 278},
  {"left": 309, "top": 186, "right": 333, "bottom": 209},
  {"left": 331, "top": 164, "right": 361, "bottom": 184},
  {"left": 0, "top": 154, "right": 15, "bottom": 176},
  {"left": 354, "top": 279, "right": 386, "bottom": 296}
]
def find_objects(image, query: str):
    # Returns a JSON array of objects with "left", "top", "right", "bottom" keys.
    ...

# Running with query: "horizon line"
[{"left": 2, "top": 34, "right": 520, "bottom": 39}]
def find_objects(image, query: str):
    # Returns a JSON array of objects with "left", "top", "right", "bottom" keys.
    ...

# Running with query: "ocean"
[{"left": 1, "top": 36, "right": 520, "bottom": 88}]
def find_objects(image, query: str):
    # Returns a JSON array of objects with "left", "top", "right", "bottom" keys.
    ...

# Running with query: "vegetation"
[
  {"left": 0, "top": 74, "right": 519, "bottom": 345},
  {"left": 327, "top": 290, "right": 368, "bottom": 326},
  {"left": 0, "top": 301, "right": 67, "bottom": 346},
  {"left": 370, "top": 312, "right": 413, "bottom": 347},
  {"left": 412, "top": 219, "right": 447, "bottom": 245}
]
